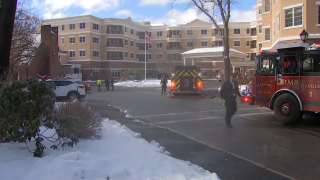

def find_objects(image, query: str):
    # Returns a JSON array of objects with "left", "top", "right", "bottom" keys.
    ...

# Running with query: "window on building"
[
  {"left": 111, "top": 69, "right": 121, "bottom": 78},
  {"left": 246, "top": 53, "right": 250, "bottom": 58},
  {"left": 93, "top": 50, "right": 99, "bottom": 57},
  {"left": 259, "top": 43, "right": 262, "bottom": 50},
  {"left": 259, "top": 6, "right": 262, "bottom": 14},
  {"left": 125, "top": 39, "right": 128, "bottom": 45},
  {"left": 62, "top": 25, "right": 64, "bottom": 31},
  {"left": 318, "top": 6, "right": 320, "bottom": 24},
  {"left": 277, "top": 13, "right": 280, "bottom": 32},
  {"left": 131, "top": 52, "right": 133, "bottom": 58},
  {"left": 246, "top": 41, "right": 250, "bottom": 46},
  {"left": 201, "top": 30, "right": 207, "bottom": 35},
  {"left": 69, "top": 37, "right": 75, "bottom": 44},
  {"left": 149, "top": 32, "right": 151, "bottom": 37},
  {"left": 246, "top": 28, "right": 250, "bottom": 34},
  {"left": 130, "top": 29, "right": 133, "bottom": 34},
  {"left": 234, "top": 41, "right": 240, "bottom": 46},
  {"left": 79, "top": 50, "right": 85, "bottom": 57},
  {"left": 147, "top": 70, "right": 152, "bottom": 77},
  {"left": 251, "top": 53, "right": 257, "bottom": 61},
  {"left": 79, "top": 36, "right": 85, "bottom": 43},
  {"left": 157, "top": 42, "right": 163, "bottom": 48},
  {"left": 157, "top": 54, "right": 162, "bottom": 59},
  {"left": 61, "top": 37, "right": 65, "bottom": 45},
  {"left": 80, "top": 23, "right": 85, "bottom": 29},
  {"left": 93, "top": 37, "right": 99, "bottom": 44},
  {"left": 125, "top": 27, "right": 127, "bottom": 32},
  {"left": 259, "top": 25, "right": 262, "bottom": 33},
  {"left": 273, "top": 21, "right": 275, "bottom": 38},
  {"left": 149, "top": 44, "right": 152, "bottom": 48},
  {"left": 214, "top": 41, "right": 223, "bottom": 47},
  {"left": 234, "top": 29, "right": 240, "bottom": 34},
  {"left": 93, "top": 70, "right": 100, "bottom": 78},
  {"left": 285, "top": 6, "right": 302, "bottom": 27},
  {"left": 93, "top": 23, "right": 99, "bottom": 30},
  {"left": 187, "top": 30, "right": 193, "bottom": 35},
  {"left": 251, "top": 40, "right": 257, "bottom": 48},
  {"left": 69, "top": 24, "right": 75, "bottom": 30},
  {"left": 125, "top": 52, "right": 128, "bottom": 57},
  {"left": 201, "top": 41, "right": 207, "bottom": 47},
  {"left": 131, "top": 40, "right": 133, "bottom": 46},
  {"left": 265, "top": 0, "right": 270, "bottom": 12},
  {"left": 201, "top": 70, "right": 207, "bottom": 77},
  {"left": 69, "top": 50, "right": 75, "bottom": 58},
  {"left": 149, "top": 54, "right": 151, "bottom": 60},
  {"left": 187, "top": 42, "right": 193, "bottom": 47},
  {"left": 157, "top": 31, "right": 162, "bottom": 36},
  {"left": 265, "top": 28, "right": 270, "bottom": 41}
]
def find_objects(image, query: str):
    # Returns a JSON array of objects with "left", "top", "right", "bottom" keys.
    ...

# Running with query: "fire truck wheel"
[{"left": 274, "top": 93, "right": 300, "bottom": 125}]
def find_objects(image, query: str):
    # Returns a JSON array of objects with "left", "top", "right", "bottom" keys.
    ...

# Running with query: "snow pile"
[
  {"left": 114, "top": 79, "right": 171, "bottom": 88},
  {"left": 0, "top": 119, "right": 220, "bottom": 180}
]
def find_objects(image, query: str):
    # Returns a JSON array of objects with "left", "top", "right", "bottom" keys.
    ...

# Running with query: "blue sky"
[{"left": 31, "top": 0, "right": 257, "bottom": 24}]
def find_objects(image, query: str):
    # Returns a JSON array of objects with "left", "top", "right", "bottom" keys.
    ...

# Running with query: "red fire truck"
[{"left": 242, "top": 42, "right": 320, "bottom": 125}]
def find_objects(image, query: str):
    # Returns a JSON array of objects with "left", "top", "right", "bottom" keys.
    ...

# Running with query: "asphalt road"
[{"left": 86, "top": 81, "right": 320, "bottom": 180}]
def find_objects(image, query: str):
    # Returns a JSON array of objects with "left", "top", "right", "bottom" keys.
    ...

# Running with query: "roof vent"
[{"left": 144, "top": 21, "right": 150, "bottom": 25}]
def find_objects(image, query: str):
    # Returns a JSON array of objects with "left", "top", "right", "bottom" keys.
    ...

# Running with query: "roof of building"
[{"left": 181, "top": 47, "right": 247, "bottom": 55}]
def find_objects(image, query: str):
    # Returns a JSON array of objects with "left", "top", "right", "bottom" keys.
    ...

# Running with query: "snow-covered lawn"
[
  {"left": 114, "top": 79, "right": 171, "bottom": 88},
  {"left": 0, "top": 119, "right": 219, "bottom": 180}
]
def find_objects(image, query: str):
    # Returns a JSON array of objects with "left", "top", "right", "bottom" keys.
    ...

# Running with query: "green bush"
[
  {"left": 0, "top": 78, "right": 56, "bottom": 157},
  {"left": 53, "top": 101, "right": 103, "bottom": 141}
]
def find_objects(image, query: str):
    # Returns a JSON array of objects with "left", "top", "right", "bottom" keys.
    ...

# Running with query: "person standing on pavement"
[
  {"left": 105, "top": 78, "right": 110, "bottom": 90},
  {"left": 160, "top": 75, "right": 168, "bottom": 93},
  {"left": 97, "top": 78, "right": 102, "bottom": 91},
  {"left": 220, "top": 73, "right": 241, "bottom": 128},
  {"left": 111, "top": 78, "right": 114, "bottom": 90}
]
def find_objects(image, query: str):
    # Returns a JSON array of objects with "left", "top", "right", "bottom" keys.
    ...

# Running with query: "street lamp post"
[{"left": 300, "top": 29, "right": 309, "bottom": 43}]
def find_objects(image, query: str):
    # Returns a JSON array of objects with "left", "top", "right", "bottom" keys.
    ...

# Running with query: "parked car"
[
  {"left": 40, "top": 75, "right": 91, "bottom": 93},
  {"left": 46, "top": 79, "right": 86, "bottom": 101}
]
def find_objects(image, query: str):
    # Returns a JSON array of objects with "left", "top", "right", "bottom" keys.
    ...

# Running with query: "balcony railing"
[
  {"left": 107, "top": 43, "right": 123, "bottom": 47},
  {"left": 212, "top": 33, "right": 223, "bottom": 37},
  {"left": 167, "top": 34, "right": 181, "bottom": 38},
  {"left": 250, "top": 44, "right": 257, "bottom": 49},
  {"left": 167, "top": 46, "right": 181, "bottom": 50},
  {"left": 106, "top": 30, "right": 123, "bottom": 34},
  {"left": 107, "top": 56, "right": 123, "bottom": 60}
]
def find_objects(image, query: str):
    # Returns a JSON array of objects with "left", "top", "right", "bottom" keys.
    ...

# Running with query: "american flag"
[{"left": 145, "top": 30, "right": 151, "bottom": 45}]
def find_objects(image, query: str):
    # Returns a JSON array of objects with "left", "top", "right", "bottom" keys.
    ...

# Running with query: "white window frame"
[
  {"left": 157, "top": 31, "right": 162, "bottom": 36},
  {"left": 201, "top": 70, "right": 207, "bottom": 77},
  {"left": 201, "top": 41, "right": 207, "bottom": 47},
  {"left": 187, "top": 42, "right": 193, "bottom": 47},
  {"left": 93, "top": 23, "right": 99, "bottom": 30},
  {"left": 79, "top": 35, "right": 85, "bottom": 43},
  {"left": 284, "top": 5, "right": 303, "bottom": 29},
  {"left": 69, "top": 24, "right": 75, "bottom": 30},
  {"left": 69, "top": 36, "right": 75, "bottom": 44},
  {"left": 125, "top": 39, "right": 128, "bottom": 46},
  {"left": 111, "top": 69, "right": 121, "bottom": 78},
  {"left": 69, "top": 50, "right": 75, "bottom": 58},
  {"left": 246, "top": 53, "right": 250, "bottom": 59},
  {"left": 79, "top": 49, "right": 86, "bottom": 57},
  {"left": 61, "top": 37, "right": 65, "bottom": 45},
  {"left": 234, "top": 29, "right": 240, "bottom": 34},
  {"left": 273, "top": 21, "right": 275, "bottom": 38},
  {"left": 265, "top": 0, "right": 270, "bottom": 13},
  {"left": 258, "top": 24, "right": 262, "bottom": 34},
  {"left": 234, "top": 40, "right": 240, "bottom": 47},
  {"left": 246, "top": 40, "right": 250, "bottom": 47},
  {"left": 80, "top": 23, "right": 85, "bottom": 29},
  {"left": 258, "top": 6, "right": 262, "bottom": 14},
  {"left": 93, "top": 50, "right": 99, "bottom": 58},
  {"left": 265, "top": 28, "right": 271, "bottom": 41},
  {"left": 277, "top": 12, "right": 280, "bottom": 33},
  {"left": 93, "top": 69, "right": 100, "bottom": 78},
  {"left": 187, "top": 30, "right": 192, "bottom": 35},
  {"left": 125, "top": 51, "right": 128, "bottom": 58},
  {"left": 157, "top": 42, "right": 163, "bottom": 48},
  {"left": 131, "top": 52, "right": 133, "bottom": 59},
  {"left": 61, "top": 25, "right": 65, "bottom": 31},
  {"left": 157, "top": 53, "right": 162, "bottom": 59},
  {"left": 131, "top": 40, "right": 133, "bottom": 46},
  {"left": 147, "top": 70, "right": 152, "bottom": 77},
  {"left": 201, "top": 30, "right": 207, "bottom": 35},
  {"left": 93, "top": 36, "right": 99, "bottom": 44}
]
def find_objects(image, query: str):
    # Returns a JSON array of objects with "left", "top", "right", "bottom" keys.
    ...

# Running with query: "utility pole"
[{"left": 0, "top": 0, "right": 18, "bottom": 79}]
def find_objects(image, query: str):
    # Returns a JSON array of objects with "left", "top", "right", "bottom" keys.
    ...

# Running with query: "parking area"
[{"left": 86, "top": 81, "right": 320, "bottom": 180}]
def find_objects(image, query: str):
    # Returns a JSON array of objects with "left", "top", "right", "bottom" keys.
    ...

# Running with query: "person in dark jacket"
[
  {"left": 105, "top": 78, "right": 110, "bottom": 90},
  {"left": 160, "top": 75, "right": 168, "bottom": 93},
  {"left": 220, "top": 73, "right": 241, "bottom": 128},
  {"left": 111, "top": 78, "right": 114, "bottom": 90}
]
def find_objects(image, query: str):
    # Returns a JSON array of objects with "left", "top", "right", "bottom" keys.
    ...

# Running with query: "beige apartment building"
[{"left": 40, "top": 0, "right": 320, "bottom": 80}]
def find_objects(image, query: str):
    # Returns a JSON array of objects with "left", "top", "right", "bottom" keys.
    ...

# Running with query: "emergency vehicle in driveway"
[
  {"left": 242, "top": 42, "right": 320, "bottom": 125},
  {"left": 170, "top": 65, "right": 203, "bottom": 96}
]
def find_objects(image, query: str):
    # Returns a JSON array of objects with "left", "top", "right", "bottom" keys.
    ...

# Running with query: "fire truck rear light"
[
  {"left": 197, "top": 82, "right": 203, "bottom": 90},
  {"left": 242, "top": 96, "right": 251, "bottom": 103},
  {"left": 171, "top": 81, "right": 176, "bottom": 90}
]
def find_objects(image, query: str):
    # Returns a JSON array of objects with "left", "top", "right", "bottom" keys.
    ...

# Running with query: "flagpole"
[{"left": 145, "top": 29, "right": 147, "bottom": 81}]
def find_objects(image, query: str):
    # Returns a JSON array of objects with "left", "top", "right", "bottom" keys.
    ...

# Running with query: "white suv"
[{"left": 46, "top": 79, "right": 86, "bottom": 101}]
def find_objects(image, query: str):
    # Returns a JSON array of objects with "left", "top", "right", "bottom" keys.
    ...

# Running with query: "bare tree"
[
  {"left": 173, "top": 0, "right": 233, "bottom": 81},
  {"left": 9, "top": 0, "right": 41, "bottom": 81}
]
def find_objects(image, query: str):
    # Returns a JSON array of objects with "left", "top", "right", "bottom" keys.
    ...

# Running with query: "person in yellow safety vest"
[
  {"left": 220, "top": 73, "right": 241, "bottom": 128},
  {"left": 97, "top": 79, "right": 102, "bottom": 91}
]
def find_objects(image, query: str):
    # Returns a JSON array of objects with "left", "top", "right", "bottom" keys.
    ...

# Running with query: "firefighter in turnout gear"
[
  {"left": 160, "top": 75, "right": 168, "bottom": 93},
  {"left": 220, "top": 73, "right": 241, "bottom": 128}
]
